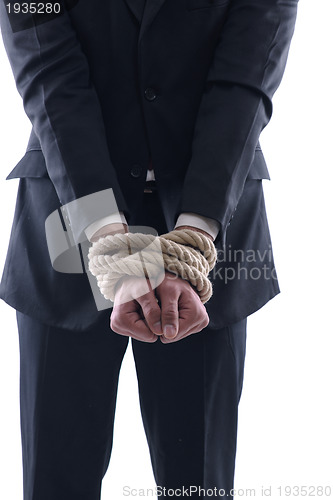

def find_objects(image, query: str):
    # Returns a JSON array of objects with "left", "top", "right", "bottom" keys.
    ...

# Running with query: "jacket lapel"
[
  {"left": 123, "top": 0, "right": 146, "bottom": 23},
  {"left": 123, "top": 0, "right": 168, "bottom": 41},
  {"left": 139, "top": 0, "right": 168, "bottom": 42}
]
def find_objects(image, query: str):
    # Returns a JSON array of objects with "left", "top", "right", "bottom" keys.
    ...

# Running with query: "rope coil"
[{"left": 88, "top": 229, "right": 217, "bottom": 303}]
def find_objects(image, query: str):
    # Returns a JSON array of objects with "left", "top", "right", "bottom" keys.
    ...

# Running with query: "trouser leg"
[
  {"left": 131, "top": 318, "right": 247, "bottom": 499},
  {"left": 131, "top": 190, "right": 247, "bottom": 497},
  {"left": 17, "top": 310, "right": 128, "bottom": 500}
]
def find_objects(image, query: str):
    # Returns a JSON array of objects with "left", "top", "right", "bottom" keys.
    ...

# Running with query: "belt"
[{"left": 144, "top": 180, "right": 157, "bottom": 194}]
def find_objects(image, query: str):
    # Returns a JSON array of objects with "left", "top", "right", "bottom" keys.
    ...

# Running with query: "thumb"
[{"left": 160, "top": 292, "right": 179, "bottom": 339}]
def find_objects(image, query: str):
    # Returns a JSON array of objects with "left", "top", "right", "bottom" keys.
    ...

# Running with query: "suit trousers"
[{"left": 16, "top": 191, "right": 247, "bottom": 500}]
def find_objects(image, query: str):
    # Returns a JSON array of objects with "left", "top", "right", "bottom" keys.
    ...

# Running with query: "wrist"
[
  {"left": 89, "top": 223, "right": 129, "bottom": 242},
  {"left": 174, "top": 225, "right": 214, "bottom": 242}
]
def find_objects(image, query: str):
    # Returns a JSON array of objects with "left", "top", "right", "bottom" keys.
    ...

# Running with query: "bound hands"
[
  {"left": 91, "top": 224, "right": 212, "bottom": 343},
  {"left": 110, "top": 271, "right": 209, "bottom": 343}
]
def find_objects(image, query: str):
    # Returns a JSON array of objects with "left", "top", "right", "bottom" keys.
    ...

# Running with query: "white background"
[{"left": 1, "top": 1, "right": 333, "bottom": 498}]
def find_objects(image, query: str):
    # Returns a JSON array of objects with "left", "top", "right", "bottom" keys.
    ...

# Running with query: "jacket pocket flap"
[
  {"left": 186, "top": 0, "right": 229, "bottom": 10},
  {"left": 6, "top": 150, "right": 48, "bottom": 180},
  {"left": 247, "top": 148, "right": 270, "bottom": 180},
  {"left": 6, "top": 145, "right": 269, "bottom": 182}
]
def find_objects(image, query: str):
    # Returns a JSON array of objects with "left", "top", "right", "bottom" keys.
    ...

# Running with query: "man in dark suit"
[{"left": 0, "top": 0, "right": 298, "bottom": 498}]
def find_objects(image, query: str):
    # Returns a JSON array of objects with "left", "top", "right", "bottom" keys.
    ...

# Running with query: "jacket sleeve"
[
  {"left": 0, "top": 1, "right": 128, "bottom": 242},
  {"left": 179, "top": 0, "right": 299, "bottom": 246}
]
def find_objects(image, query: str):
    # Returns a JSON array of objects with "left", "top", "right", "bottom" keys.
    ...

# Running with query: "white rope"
[{"left": 88, "top": 229, "right": 217, "bottom": 303}]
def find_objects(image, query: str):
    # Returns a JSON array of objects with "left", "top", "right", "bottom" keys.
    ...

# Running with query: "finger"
[
  {"left": 110, "top": 304, "right": 158, "bottom": 342},
  {"left": 159, "top": 290, "right": 180, "bottom": 340},
  {"left": 160, "top": 290, "right": 209, "bottom": 343},
  {"left": 177, "top": 305, "right": 209, "bottom": 333},
  {"left": 178, "top": 288, "right": 208, "bottom": 323},
  {"left": 135, "top": 292, "right": 162, "bottom": 335},
  {"left": 160, "top": 319, "right": 207, "bottom": 344},
  {"left": 122, "top": 311, "right": 159, "bottom": 343}
]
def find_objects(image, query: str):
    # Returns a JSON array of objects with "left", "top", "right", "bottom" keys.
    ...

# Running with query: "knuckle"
[
  {"left": 198, "top": 311, "right": 209, "bottom": 325},
  {"left": 140, "top": 293, "right": 157, "bottom": 307},
  {"left": 110, "top": 317, "right": 120, "bottom": 332},
  {"left": 141, "top": 302, "right": 160, "bottom": 320},
  {"left": 110, "top": 313, "right": 125, "bottom": 332},
  {"left": 200, "top": 313, "right": 209, "bottom": 328},
  {"left": 143, "top": 303, "right": 158, "bottom": 315},
  {"left": 163, "top": 305, "right": 178, "bottom": 317}
]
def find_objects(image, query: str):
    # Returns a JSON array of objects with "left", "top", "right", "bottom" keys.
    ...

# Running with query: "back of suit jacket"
[{"left": 0, "top": 0, "right": 298, "bottom": 329}]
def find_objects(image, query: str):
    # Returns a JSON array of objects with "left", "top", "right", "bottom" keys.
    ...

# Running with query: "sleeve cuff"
[
  {"left": 84, "top": 211, "right": 128, "bottom": 241},
  {"left": 174, "top": 212, "right": 220, "bottom": 241}
]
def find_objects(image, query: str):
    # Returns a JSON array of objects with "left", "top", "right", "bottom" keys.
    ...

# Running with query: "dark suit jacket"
[{"left": 0, "top": 0, "right": 298, "bottom": 329}]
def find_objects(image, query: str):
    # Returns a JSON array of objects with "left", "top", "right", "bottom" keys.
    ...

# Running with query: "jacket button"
[
  {"left": 144, "top": 88, "right": 157, "bottom": 101},
  {"left": 130, "top": 165, "right": 142, "bottom": 178}
]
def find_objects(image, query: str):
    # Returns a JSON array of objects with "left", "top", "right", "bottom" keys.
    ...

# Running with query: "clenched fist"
[{"left": 110, "top": 271, "right": 209, "bottom": 343}]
